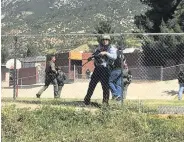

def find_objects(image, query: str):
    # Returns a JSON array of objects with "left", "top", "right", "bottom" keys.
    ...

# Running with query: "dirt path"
[{"left": 2, "top": 80, "right": 178, "bottom": 100}]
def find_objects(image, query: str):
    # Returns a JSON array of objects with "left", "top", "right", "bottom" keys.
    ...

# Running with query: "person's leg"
[
  {"left": 109, "top": 70, "right": 118, "bottom": 98},
  {"left": 52, "top": 78, "right": 59, "bottom": 98},
  {"left": 36, "top": 76, "right": 50, "bottom": 98},
  {"left": 109, "top": 70, "right": 122, "bottom": 99},
  {"left": 58, "top": 85, "right": 63, "bottom": 98},
  {"left": 123, "top": 84, "right": 128, "bottom": 100},
  {"left": 100, "top": 67, "right": 110, "bottom": 104},
  {"left": 115, "top": 75, "right": 123, "bottom": 101},
  {"left": 36, "top": 86, "right": 49, "bottom": 98},
  {"left": 178, "top": 83, "right": 184, "bottom": 100},
  {"left": 84, "top": 68, "right": 99, "bottom": 104}
]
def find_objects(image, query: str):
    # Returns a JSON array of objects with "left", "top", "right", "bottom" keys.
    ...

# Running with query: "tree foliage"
[{"left": 135, "top": 0, "right": 184, "bottom": 66}]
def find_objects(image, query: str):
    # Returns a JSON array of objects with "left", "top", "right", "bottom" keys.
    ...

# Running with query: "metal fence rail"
[{"left": 1, "top": 33, "right": 184, "bottom": 106}]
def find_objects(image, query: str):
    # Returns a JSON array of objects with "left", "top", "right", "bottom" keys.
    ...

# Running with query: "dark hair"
[{"left": 48, "top": 54, "right": 55, "bottom": 61}]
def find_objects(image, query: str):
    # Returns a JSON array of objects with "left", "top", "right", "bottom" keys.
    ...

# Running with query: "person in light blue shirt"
[{"left": 84, "top": 34, "right": 117, "bottom": 105}]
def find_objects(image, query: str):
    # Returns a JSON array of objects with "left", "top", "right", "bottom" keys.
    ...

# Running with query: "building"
[
  {"left": 54, "top": 51, "right": 94, "bottom": 80},
  {"left": 1, "top": 64, "right": 9, "bottom": 82}
]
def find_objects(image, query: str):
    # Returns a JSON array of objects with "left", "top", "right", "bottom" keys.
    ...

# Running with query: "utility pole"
[{"left": 13, "top": 36, "right": 18, "bottom": 100}]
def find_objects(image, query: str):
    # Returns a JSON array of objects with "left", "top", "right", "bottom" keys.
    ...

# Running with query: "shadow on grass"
[
  {"left": 163, "top": 90, "right": 178, "bottom": 96},
  {"left": 2, "top": 98, "right": 102, "bottom": 108}
]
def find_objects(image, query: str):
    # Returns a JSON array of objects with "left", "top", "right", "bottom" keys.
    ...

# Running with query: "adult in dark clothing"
[
  {"left": 84, "top": 34, "right": 117, "bottom": 105},
  {"left": 56, "top": 67, "right": 66, "bottom": 98},
  {"left": 36, "top": 55, "right": 59, "bottom": 98},
  {"left": 178, "top": 68, "right": 184, "bottom": 100}
]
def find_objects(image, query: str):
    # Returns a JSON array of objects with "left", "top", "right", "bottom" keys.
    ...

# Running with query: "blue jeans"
[
  {"left": 178, "top": 83, "right": 184, "bottom": 100},
  {"left": 109, "top": 69, "right": 123, "bottom": 99}
]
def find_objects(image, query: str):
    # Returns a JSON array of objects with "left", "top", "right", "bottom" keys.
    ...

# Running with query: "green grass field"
[{"left": 1, "top": 98, "right": 184, "bottom": 142}]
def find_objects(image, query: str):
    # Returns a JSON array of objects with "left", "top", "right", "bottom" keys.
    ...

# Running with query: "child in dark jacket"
[{"left": 56, "top": 67, "right": 66, "bottom": 98}]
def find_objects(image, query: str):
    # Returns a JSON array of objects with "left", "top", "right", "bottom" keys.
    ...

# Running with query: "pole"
[
  {"left": 21, "top": 78, "right": 22, "bottom": 89},
  {"left": 16, "top": 69, "right": 19, "bottom": 97},
  {"left": 121, "top": 36, "right": 125, "bottom": 104},
  {"left": 161, "top": 66, "right": 163, "bottom": 81},
  {"left": 13, "top": 36, "right": 18, "bottom": 100},
  {"left": 74, "top": 64, "right": 76, "bottom": 82}
]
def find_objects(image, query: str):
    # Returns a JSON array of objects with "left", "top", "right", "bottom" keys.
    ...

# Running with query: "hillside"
[{"left": 2, "top": 0, "right": 147, "bottom": 34}]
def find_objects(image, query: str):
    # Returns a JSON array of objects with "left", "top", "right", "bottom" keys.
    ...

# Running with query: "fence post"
[
  {"left": 21, "top": 78, "right": 22, "bottom": 88},
  {"left": 161, "top": 66, "right": 163, "bottom": 81},
  {"left": 74, "top": 64, "right": 76, "bottom": 82},
  {"left": 13, "top": 36, "right": 18, "bottom": 100}
]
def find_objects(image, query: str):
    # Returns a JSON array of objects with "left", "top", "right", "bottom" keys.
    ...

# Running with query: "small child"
[{"left": 56, "top": 67, "right": 67, "bottom": 98}]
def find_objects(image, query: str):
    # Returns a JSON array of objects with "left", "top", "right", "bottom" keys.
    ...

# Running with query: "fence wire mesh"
[{"left": 1, "top": 33, "right": 184, "bottom": 114}]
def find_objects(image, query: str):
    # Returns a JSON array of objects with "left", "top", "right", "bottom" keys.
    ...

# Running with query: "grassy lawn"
[{"left": 1, "top": 98, "right": 184, "bottom": 142}]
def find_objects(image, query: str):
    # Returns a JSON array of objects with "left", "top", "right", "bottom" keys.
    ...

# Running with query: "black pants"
[
  {"left": 37, "top": 75, "right": 58, "bottom": 98},
  {"left": 84, "top": 66, "right": 110, "bottom": 104}
]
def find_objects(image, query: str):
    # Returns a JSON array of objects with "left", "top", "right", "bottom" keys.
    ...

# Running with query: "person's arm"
[
  {"left": 63, "top": 73, "right": 67, "bottom": 80},
  {"left": 50, "top": 62, "right": 57, "bottom": 73},
  {"left": 178, "top": 71, "right": 182, "bottom": 79},
  {"left": 100, "top": 46, "right": 117, "bottom": 60}
]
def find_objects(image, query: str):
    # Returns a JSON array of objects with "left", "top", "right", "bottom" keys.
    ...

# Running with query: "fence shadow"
[
  {"left": 163, "top": 90, "right": 178, "bottom": 96},
  {"left": 2, "top": 85, "right": 43, "bottom": 89},
  {"left": 2, "top": 99, "right": 102, "bottom": 108}
]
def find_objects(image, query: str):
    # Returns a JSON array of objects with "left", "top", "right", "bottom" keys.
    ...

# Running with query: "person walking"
[{"left": 36, "top": 55, "right": 59, "bottom": 98}]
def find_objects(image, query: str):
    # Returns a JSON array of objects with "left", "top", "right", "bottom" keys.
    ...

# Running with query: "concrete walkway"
[{"left": 1, "top": 80, "right": 179, "bottom": 100}]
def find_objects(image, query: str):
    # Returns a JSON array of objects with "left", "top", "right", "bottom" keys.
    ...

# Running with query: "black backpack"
[
  {"left": 178, "top": 71, "right": 184, "bottom": 83},
  {"left": 111, "top": 49, "right": 124, "bottom": 69}
]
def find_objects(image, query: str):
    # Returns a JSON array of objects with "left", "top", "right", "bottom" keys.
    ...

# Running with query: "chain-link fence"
[{"left": 1, "top": 33, "right": 184, "bottom": 113}]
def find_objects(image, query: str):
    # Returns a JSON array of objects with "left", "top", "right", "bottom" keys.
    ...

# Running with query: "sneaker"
[
  {"left": 115, "top": 96, "right": 121, "bottom": 101},
  {"left": 36, "top": 94, "right": 41, "bottom": 98},
  {"left": 112, "top": 95, "right": 115, "bottom": 100},
  {"left": 84, "top": 101, "right": 90, "bottom": 105},
  {"left": 54, "top": 96, "right": 60, "bottom": 99}
]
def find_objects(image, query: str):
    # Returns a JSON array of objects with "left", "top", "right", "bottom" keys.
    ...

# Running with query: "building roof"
[
  {"left": 19, "top": 56, "right": 46, "bottom": 63},
  {"left": 123, "top": 48, "right": 143, "bottom": 53}
]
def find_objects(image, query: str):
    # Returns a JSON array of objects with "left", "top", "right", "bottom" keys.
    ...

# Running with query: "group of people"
[
  {"left": 84, "top": 34, "right": 131, "bottom": 105},
  {"left": 36, "top": 34, "right": 132, "bottom": 105},
  {"left": 36, "top": 35, "right": 183, "bottom": 103}
]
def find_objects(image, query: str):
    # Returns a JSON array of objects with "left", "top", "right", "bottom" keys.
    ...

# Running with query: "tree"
[
  {"left": 1, "top": 47, "right": 9, "bottom": 64},
  {"left": 135, "top": 0, "right": 182, "bottom": 33},
  {"left": 94, "top": 20, "right": 115, "bottom": 43},
  {"left": 134, "top": 0, "right": 184, "bottom": 66}
]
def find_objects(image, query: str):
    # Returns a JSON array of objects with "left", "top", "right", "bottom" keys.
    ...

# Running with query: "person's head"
[
  {"left": 101, "top": 34, "right": 111, "bottom": 46},
  {"left": 50, "top": 55, "right": 56, "bottom": 62}
]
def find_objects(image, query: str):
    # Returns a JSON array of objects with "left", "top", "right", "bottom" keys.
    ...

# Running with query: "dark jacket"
[
  {"left": 178, "top": 71, "right": 184, "bottom": 84},
  {"left": 45, "top": 61, "right": 57, "bottom": 76},
  {"left": 57, "top": 70, "right": 66, "bottom": 86},
  {"left": 123, "top": 69, "right": 132, "bottom": 85}
]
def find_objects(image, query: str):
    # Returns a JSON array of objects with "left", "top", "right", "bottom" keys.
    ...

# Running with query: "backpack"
[
  {"left": 57, "top": 70, "right": 66, "bottom": 86},
  {"left": 178, "top": 71, "right": 184, "bottom": 83},
  {"left": 111, "top": 49, "right": 124, "bottom": 69}
]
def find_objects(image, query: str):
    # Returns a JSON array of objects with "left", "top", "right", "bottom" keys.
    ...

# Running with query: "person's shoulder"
[
  {"left": 110, "top": 44, "right": 117, "bottom": 49},
  {"left": 109, "top": 44, "right": 117, "bottom": 51}
]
